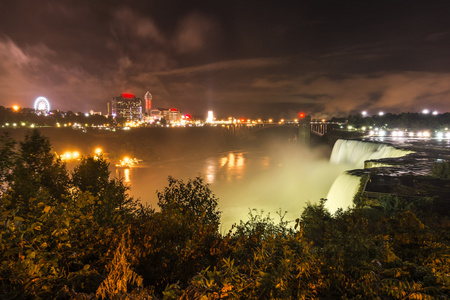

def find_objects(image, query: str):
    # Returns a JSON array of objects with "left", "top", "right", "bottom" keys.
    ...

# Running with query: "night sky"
[{"left": 1, "top": 0, "right": 450, "bottom": 119}]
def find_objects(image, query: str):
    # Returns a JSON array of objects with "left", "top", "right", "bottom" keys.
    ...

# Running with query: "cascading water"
[
  {"left": 330, "top": 139, "right": 414, "bottom": 168},
  {"left": 326, "top": 172, "right": 362, "bottom": 213},
  {"left": 326, "top": 139, "right": 413, "bottom": 212}
]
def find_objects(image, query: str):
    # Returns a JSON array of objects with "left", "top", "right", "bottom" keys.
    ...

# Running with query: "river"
[
  {"left": 2, "top": 127, "right": 353, "bottom": 232},
  {"left": 112, "top": 143, "right": 350, "bottom": 232}
]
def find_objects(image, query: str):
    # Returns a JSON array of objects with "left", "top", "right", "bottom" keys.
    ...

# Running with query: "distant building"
[
  {"left": 144, "top": 91, "right": 152, "bottom": 114},
  {"left": 161, "top": 108, "right": 181, "bottom": 123},
  {"left": 149, "top": 109, "right": 162, "bottom": 121},
  {"left": 110, "top": 93, "right": 142, "bottom": 121},
  {"left": 146, "top": 108, "right": 181, "bottom": 123},
  {"left": 89, "top": 110, "right": 102, "bottom": 116}
]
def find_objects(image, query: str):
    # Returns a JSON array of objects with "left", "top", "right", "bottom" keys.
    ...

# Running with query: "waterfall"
[
  {"left": 330, "top": 139, "right": 413, "bottom": 169},
  {"left": 326, "top": 139, "right": 413, "bottom": 212},
  {"left": 326, "top": 172, "right": 361, "bottom": 213}
]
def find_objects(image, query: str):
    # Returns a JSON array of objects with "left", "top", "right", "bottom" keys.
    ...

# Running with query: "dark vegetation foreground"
[{"left": 0, "top": 130, "right": 449, "bottom": 299}]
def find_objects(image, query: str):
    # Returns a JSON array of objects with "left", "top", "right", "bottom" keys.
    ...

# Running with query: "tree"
[
  {"left": 8, "top": 129, "right": 70, "bottom": 205},
  {"left": 299, "top": 198, "right": 331, "bottom": 247},
  {"left": 72, "top": 155, "right": 137, "bottom": 225},
  {"left": 0, "top": 132, "right": 16, "bottom": 194},
  {"left": 157, "top": 176, "right": 221, "bottom": 226},
  {"left": 126, "top": 177, "right": 222, "bottom": 293},
  {"left": 72, "top": 156, "right": 110, "bottom": 196},
  {"left": 431, "top": 160, "right": 450, "bottom": 179}
]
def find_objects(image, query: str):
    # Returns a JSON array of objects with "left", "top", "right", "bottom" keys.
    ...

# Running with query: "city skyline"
[{"left": 1, "top": 1, "right": 450, "bottom": 119}]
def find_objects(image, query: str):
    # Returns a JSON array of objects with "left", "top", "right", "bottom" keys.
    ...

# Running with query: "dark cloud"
[{"left": 1, "top": 0, "right": 450, "bottom": 118}]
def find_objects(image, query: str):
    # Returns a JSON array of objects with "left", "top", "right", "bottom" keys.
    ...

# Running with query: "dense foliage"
[
  {"left": 431, "top": 160, "right": 450, "bottom": 179},
  {"left": 1, "top": 130, "right": 449, "bottom": 299}
]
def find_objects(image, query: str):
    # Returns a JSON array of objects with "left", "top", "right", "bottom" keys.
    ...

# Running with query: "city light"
[
  {"left": 61, "top": 151, "right": 81, "bottom": 161},
  {"left": 366, "top": 129, "right": 450, "bottom": 139},
  {"left": 12, "top": 105, "right": 19, "bottom": 111},
  {"left": 116, "top": 156, "right": 140, "bottom": 167},
  {"left": 391, "top": 130, "right": 404, "bottom": 137},
  {"left": 378, "top": 111, "right": 384, "bottom": 116},
  {"left": 361, "top": 111, "right": 367, "bottom": 117},
  {"left": 206, "top": 111, "right": 214, "bottom": 123},
  {"left": 422, "top": 109, "right": 430, "bottom": 114}
]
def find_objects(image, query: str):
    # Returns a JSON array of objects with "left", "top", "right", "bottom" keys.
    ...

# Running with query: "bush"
[{"left": 431, "top": 160, "right": 450, "bottom": 179}]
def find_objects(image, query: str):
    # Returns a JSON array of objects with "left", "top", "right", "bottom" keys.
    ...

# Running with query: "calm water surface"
[{"left": 113, "top": 144, "right": 349, "bottom": 232}]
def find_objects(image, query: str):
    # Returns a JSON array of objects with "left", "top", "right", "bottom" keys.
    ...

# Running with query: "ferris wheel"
[{"left": 34, "top": 97, "right": 50, "bottom": 114}]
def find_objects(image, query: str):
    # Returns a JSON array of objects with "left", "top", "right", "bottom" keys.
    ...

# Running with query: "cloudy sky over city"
[{"left": 1, "top": 0, "right": 450, "bottom": 118}]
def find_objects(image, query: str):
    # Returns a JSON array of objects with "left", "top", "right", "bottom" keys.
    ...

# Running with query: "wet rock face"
[{"left": 344, "top": 137, "right": 450, "bottom": 201}]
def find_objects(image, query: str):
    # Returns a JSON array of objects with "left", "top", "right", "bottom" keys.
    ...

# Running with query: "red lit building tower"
[{"left": 144, "top": 91, "right": 152, "bottom": 114}]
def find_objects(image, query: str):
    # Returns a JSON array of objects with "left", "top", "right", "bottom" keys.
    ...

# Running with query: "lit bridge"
[
  {"left": 219, "top": 121, "right": 343, "bottom": 136},
  {"left": 217, "top": 120, "right": 345, "bottom": 145},
  {"left": 310, "top": 121, "right": 345, "bottom": 136}
]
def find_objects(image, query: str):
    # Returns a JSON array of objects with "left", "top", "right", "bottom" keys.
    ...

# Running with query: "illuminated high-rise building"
[
  {"left": 144, "top": 91, "right": 152, "bottom": 114},
  {"left": 206, "top": 110, "right": 214, "bottom": 123},
  {"left": 110, "top": 93, "right": 142, "bottom": 121}
]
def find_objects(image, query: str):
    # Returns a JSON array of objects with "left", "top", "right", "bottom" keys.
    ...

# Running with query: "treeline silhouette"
[
  {"left": 332, "top": 112, "right": 450, "bottom": 130},
  {"left": 0, "top": 130, "right": 448, "bottom": 299},
  {"left": 0, "top": 106, "right": 110, "bottom": 127}
]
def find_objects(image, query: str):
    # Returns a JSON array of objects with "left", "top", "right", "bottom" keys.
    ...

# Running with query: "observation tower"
[{"left": 144, "top": 91, "right": 152, "bottom": 114}]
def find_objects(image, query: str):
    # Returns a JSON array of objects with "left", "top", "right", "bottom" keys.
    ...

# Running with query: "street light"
[{"left": 95, "top": 148, "right": 103, "bottom": 156}]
